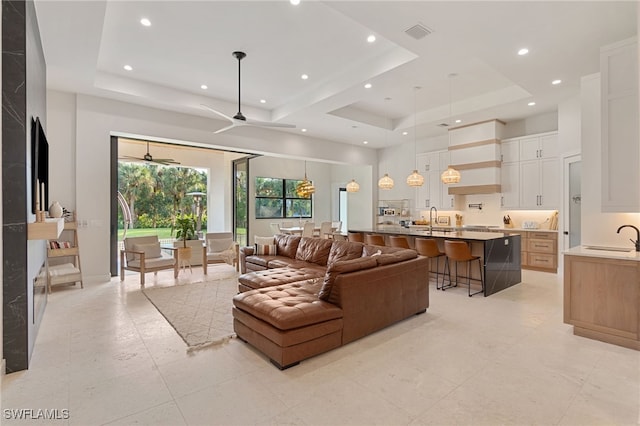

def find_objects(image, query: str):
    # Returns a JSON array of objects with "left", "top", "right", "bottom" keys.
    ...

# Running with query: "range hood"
[{"left": 446, "top": 119, "right": 504, "bottom": 195}]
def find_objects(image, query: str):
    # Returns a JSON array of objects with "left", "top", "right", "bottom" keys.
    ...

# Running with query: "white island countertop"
[{"left": 564, "top": 245, "right": 640, "bottom": 261}]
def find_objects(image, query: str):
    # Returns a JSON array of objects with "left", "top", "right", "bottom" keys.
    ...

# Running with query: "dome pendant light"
[
  {"left": 407, "top": 86, "right": 424, "bottom": 187},
  {"left": 442, "top": 74, "right": 461, "bottom": 184},
  {"left": 378, "top": 173, "right": 394, "bottom": 190},
  {"left": 346, "top": 179, "right": 360, "bottom": 193},
  {"left": 296, "top": 161, "right": 315, "bottom": 197}
]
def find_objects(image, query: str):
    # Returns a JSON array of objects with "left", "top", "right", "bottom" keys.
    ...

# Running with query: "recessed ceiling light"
[
  {"left": 140, "top": 18, "right": 151, "bottom": 27},
  {"left": 364, "top": 83, "right": 372, "bottom": 89},
  {"left": 552, "top": 79, "right": 562, "bottom": 85},
  {"left": 455, "top": 119, "right": 462, "bottom": 123},
  {"left": 301, "top": 128, "right": 307, "bottom": 132},
  {"left": 402, "top": 131, "right": 408, "bottom": 136},
  {"left": 363, "top": 140, "right": 368, "bottom": 144},
  {"left": 518, "top": 48, "right": 529, "bottom": 56},
  {"left": 123, "top": 65, "right": 133, "bottom": 71},
  {"left": 367, "top": 34, "right": 376, "bottom": 43},
  {"left": 260, "top": 99, "right": 266, "bottom": 104},
  {"left": 528, "top": 101, "right": 536, "bottom": 106},
  {"left": 290, "top": 0, "right": 300, "bottom": 5},
  {"left": 200, "top": 84, "right": 208, "bottom": 90},
  {"left": 301, "top": 74, "right": 309, "bottom": 80}
]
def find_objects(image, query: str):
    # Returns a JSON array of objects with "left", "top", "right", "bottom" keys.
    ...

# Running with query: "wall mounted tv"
[{"left": 31, "top": 116, "right": 49, "bottom": 214}]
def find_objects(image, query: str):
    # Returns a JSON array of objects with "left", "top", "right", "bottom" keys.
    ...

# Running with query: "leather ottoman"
[{"left": 233, "top": 280, "right": 343, "bottom": 369}]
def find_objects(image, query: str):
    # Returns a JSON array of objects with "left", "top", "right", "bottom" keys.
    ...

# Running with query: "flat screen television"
[{"left": 31, "top": 116, "right": 49, "bottom": 214}]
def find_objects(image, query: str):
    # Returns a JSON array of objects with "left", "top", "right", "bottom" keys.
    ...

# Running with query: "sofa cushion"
[
  {"left": 327, "top": 240, "right": 364, "bottom": 265},
  {"left": 318, "top": 256, "right": 378, "bottom": 302},
  {"left": 376, "top": 249, "right": 418, "bottom": 266},
  {"left": 233, "top": 280, "right": 343, "bottom": 330},
  {"left": 295, "top": 237, "right": 333, "bottom": 266},
  {"left": 132, "top": 242, "right": 162, "bottom": 260},
  {"left": 238, "top": 267, "right": 325, "bottom": 291},
  {"left": 274, "top": 234, "right": 301, "bottom": 258},
  {"left": 362, "top": 244, "right": 404, "bottom": 257},
  {"left": 245, "top": 254, "right": 278, "bottom": 268}
]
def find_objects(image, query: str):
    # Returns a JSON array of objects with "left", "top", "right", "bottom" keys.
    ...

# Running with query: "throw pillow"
[
  {"left": 132, "top": 242, "right": 162, "bottom": 260},
  {"left": 254, "top": 236, "right": 275, "bottom": 246},
  {"left": 255, "top": 244, "right": 277, "bottom": 255},
  {"left": 207, "top": 238, "right": 233, "bottom": 253}
]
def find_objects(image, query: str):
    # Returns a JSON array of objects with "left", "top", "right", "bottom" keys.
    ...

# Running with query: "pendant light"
[
  {"left": 296, "top": 161, "right": 315, "bottom": 197},
  {"left": 407, "top": 86, "right": 424, "bottom": 187},
  {"left": 378, "top": 127, "right": 394, "bottom": 189},
  {"left": 441, "top": 73, "right": 461, "bottom": 184},
  {"left": 346, "top": 179, "right": 360, "bottom": 193},
  {"left": 378, "top": 173, "right": 394, "bottom": 190}
]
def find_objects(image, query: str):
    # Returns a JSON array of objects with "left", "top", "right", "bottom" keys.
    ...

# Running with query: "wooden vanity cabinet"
[{"left": 564, "top": 254, "right": 640, "bottom": 350}]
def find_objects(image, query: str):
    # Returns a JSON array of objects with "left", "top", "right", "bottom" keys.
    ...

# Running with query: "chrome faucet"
[
  {"left": 616, "top": 224, "right": 640, "bottom": 251},
  {"left": 429, "top": 206, "right": 438, "bottom": 234}
]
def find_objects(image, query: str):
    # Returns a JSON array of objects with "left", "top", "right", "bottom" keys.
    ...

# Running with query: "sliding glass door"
[{"left": 233, "top": 157, "right": 249, "bottom": 247}]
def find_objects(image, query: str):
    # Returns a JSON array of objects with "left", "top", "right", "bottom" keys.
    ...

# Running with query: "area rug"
[{"left": 142, "top": 264, "right": 238, "bottom": 351}]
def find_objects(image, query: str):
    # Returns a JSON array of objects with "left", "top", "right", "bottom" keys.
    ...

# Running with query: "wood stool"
[
  {"left": 415, "top": 238, "right": 446, "bottom": 289},
  {"left": 443, "top": 240, "right": 484, "bottom": 297}
]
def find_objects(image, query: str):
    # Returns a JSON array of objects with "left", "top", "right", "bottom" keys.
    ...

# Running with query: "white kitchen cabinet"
[
  {"left": 415, "top": 150, "right": 457, "bottom": 210},
  {"left": 500, "top": 162, "right": 519, "bottom": 208},
  {"left": 520, "top": 157, "right": 559, "bottom": 209},
  {"left": 501, "top": 140, "right": 520, "bottom": 163},
  {"left": 601, "top": 37, "right": 639, "bottom": 212},
  {"left": 519, "top": 133, "right": 558, "bottom": 161}
]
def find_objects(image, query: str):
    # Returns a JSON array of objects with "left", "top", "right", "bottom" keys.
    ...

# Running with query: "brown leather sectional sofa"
[{"left": 233, "top": 234, "right": 430, "bottom": 369}]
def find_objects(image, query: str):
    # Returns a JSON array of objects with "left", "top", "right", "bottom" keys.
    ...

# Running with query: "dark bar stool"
[
  {"left": 443, "top": 240, "right": 484, "bottom": 297},
  {"left": 364, "top": 234, "right": 386, "bottom": 246},
  {"left": 415, "top": 238, "right": 446, "bottom": 289},
  {"left": 347, "top": 232, "right": 364, "bottom": 243},
  {"left": 389, "top": 235, "right": 410, "bottom": 249}
]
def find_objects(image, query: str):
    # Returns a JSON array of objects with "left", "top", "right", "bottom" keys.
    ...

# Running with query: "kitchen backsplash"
[{"left": 417, "top": 193, "right": 557, "bottom": 229}]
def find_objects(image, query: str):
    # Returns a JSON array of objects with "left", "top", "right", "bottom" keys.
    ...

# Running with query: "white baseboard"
[{"left": 1, "top": 359, "right": 6, "bottom": 375}]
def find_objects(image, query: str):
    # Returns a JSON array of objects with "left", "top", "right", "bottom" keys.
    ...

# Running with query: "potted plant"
[{"left": 174, "top": 214, "right": 196, "bottom": 262}]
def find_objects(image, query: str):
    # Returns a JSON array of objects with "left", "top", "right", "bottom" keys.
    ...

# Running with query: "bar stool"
[
  {"left": 389, "top": 235, "right": 410, "bottom": 249},
  {"left": 347, "top": 232, "right": 364, "bottom": 243},
  {"left": 415, "top": 238, "right": 446, "bottom": 289},
  {"left": 443, "top": 240, "right": 484, "bottom": 297},
  {"left": 364, "top": 234, "right": 385, "bottom": 246}
]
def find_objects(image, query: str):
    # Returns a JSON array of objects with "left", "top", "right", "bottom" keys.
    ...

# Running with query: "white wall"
[
  {"left": 580, "top": 73, "right": 640, "bottom": 247},
  {"left": 1, "top": 3, "right": 3, "bottom": 374},
  {"left": 502, "top": 111, "right": 558, "bottom": 139},
  {"left": 46, "top": 91, "right": 378, "bottom": 281},
  {"left": 330, "top": 163, "right": 374, "bottom": 231}
]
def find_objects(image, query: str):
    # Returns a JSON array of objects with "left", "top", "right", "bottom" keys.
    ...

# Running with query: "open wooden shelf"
[{"left": 28, "top": 218, "right": 64, "bottom": 240}]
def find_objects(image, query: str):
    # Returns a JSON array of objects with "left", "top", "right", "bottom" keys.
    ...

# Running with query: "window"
[{"left": 255, "top": 177, "right": 312, "bottom": 219}]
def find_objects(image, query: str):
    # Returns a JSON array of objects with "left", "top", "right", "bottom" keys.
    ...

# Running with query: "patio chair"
[
  {"left": 203, "top": 232, "right": 239, "bottom": 273},
  {"left": 120, "top": 235, "right": 177, "bottom": 286}
]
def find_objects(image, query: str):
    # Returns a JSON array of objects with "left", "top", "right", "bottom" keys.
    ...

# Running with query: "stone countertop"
[
  {"left": 407, "top": 225, "right": 558, "bottom": 233},
  {"left": 349, "top": 227, "right": 518, "bottom": 241},
  {"left": 564, "top": 245, "right": 640, "bottom": 261}
]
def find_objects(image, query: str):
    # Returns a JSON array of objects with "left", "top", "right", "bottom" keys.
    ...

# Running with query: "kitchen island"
[{"left": 349, "top": 227, "right": 521, "bottom": 296}]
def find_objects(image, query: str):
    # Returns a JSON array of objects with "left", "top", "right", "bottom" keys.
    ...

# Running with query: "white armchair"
[
  {"left": 203, "top": 232, "right": 239, "bottom": 273},
  {"left": 120, "top": 235, "right": 177, "bottom": 286}
]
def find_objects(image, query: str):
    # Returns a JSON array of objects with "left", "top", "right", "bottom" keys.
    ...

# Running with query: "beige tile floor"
[{"left": 2, "top": 266, "right": 639, "bottom": 425}]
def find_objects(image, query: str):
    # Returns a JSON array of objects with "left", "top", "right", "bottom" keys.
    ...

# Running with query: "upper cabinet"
[
  {"left": 501, "top": 131, "right": 559, "bottom": 210},
  {"left": 601, "top": 37, "right": 639, "bottom": 212},
  {"left": 415, "top": 151, "right": 456, "bottom": 210}
]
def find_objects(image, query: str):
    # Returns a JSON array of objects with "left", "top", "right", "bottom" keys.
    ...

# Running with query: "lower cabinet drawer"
[
  {"left": 528, "top": 238, "right": 556, "bottom": 254},
  {"left": 528, "top": 253, "right": 557, "bottom": 269}
]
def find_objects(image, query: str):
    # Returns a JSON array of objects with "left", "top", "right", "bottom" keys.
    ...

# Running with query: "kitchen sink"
[{"left": 583, "top": 245, "right": 633, "bottom": 252}]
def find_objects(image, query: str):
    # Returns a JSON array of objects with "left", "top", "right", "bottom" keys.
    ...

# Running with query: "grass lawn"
[{"left": 118, "top": 228, "right": 174, "bottom": 240}]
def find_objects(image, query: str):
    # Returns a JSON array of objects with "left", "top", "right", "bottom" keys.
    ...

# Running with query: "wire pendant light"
[
  {"left": 346, "top": 179, "right": 360, "bottom": 193},
  {"left": 407, "top": 86, "right": 424, "bottom": 187},
  {"left": 296, "top": 161, "right": 315, "bottom": 197}
]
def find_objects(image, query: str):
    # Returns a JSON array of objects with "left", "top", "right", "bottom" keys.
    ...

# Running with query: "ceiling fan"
[
  {"left": 120, "top": 141, "right": 180, "bottom": 166},
  {"left": 202, "top": 51, "right": 295, "bottom": 134}
]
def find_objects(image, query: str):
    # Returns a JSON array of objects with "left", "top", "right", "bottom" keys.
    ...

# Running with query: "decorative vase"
[{"left": 49, "top": 201, "right": 63, "bottom": 218}]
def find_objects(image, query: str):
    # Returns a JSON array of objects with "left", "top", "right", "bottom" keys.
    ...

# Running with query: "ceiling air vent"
[
  {"left": 405, "top": 23, "right": 433, "bottom": 40},
  {"left": 438, "top": 123, "right": 449, "bottom": 127}
]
